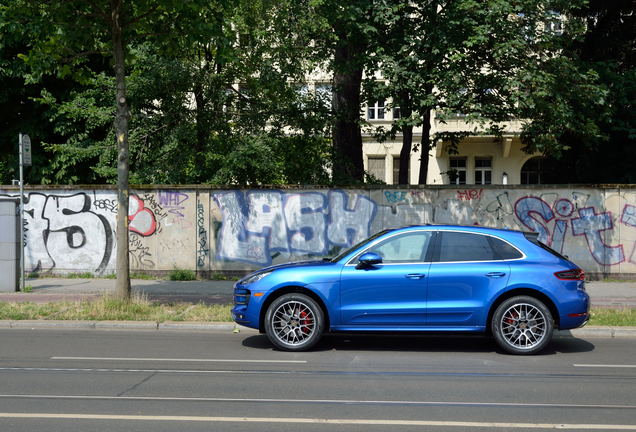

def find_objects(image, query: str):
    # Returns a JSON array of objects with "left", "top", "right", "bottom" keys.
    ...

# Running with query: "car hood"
[
  {"left": 254, "top": 259, "right": 335, "bottom": 274},
  {"left": 238, "top": 259, "right": 334, "bottom": 282}
]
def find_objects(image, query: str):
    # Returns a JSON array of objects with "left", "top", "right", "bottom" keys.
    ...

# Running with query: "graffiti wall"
[
  {"left": 1, "top": 186, "right": 636, "bottom": 277},
  {"left": 0, "top": 189, "right": 197, "bottom": 275},
  {"left": 209, "top": 187, "right": 636, "bottom": 277}
]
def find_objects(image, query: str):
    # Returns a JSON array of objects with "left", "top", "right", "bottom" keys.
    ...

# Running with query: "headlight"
[{"left": 243, "top": 271, "right": 272, "bottom": 285}]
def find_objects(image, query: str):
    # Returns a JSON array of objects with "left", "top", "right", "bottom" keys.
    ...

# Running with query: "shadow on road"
[{"left": 241, "top": 333, "right": 595, "bottom": 355}]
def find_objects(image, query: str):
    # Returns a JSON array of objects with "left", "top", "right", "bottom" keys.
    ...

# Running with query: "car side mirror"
[{"left": 356, "top": 252, "right": 383, "bottom": 269}]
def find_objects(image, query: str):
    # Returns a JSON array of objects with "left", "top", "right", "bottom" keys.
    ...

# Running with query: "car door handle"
[
  {"left": 485, "top": 272, "right": 506, "bottom": 278},
  {"left": 405, "top": 273, "right": 425, "bottom": 279}
]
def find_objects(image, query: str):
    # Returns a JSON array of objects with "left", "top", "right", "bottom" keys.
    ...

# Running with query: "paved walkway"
[
  {"left": 0, "top": 278, "right": 634, "bottom": 307},
  {"left": 0, "top": 278, "right": 234, "bottom": 304}
]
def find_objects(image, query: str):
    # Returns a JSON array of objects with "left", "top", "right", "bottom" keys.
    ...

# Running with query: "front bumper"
[{"left": 231, "top": 282, "right": 263, "bottom": 330}]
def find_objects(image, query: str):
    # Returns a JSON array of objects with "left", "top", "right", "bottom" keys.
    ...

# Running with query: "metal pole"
[{"left": 18, "top": 133, "right": 25, "bottom": 292}]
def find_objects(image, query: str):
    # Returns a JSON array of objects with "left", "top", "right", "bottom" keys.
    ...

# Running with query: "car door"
[
  {"left": 338, "top": 230, "right": 433, "bottom": 327},
  {"left": 425, "top": 231, "right": 511, "bottom": 328}
]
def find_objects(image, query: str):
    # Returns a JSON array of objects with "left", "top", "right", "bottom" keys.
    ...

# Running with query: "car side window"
[
  {"left": 489, "top": 236, "right": 523, "bottom": 260},
  {"left": 364, "top": 232, "right": 432, "bottom": 263},
  {"left": 438, "top": 232, "right": 496, "bottom": 262}
]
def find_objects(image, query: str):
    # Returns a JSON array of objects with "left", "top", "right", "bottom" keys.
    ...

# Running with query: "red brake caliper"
[
  {"left": 299, "top": 310, "right": 313, "bottom": 334},
  {"left": 504, "top": 312, "right": 518, "bottom": 325}
]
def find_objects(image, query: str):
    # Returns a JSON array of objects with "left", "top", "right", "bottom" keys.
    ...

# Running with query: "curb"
[
  {"left": 0, "top": 320, "right": 238, "bottom": 331},
  {"left": 0, "top": 320, "right": 635, "bottom": 338}
]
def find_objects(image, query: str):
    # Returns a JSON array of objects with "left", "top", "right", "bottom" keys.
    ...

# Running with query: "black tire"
[
  {"left": 491, "top": 295, "right": 553, "bottom": 355},
  {"left": 264, "top": 293, "right": 324, "bottom": 351}
]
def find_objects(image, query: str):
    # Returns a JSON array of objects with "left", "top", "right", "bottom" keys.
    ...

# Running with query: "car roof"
[{"left": 394, "top": 224, "right": 529, "bottom": 236}]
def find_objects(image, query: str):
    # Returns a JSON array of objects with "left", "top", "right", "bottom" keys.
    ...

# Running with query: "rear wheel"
[
  {"left": 264, "top": 293, "right": 324, "bottom": 351},
  {"left": 491, "top": 296, "right": 553, "bottom": 355}
]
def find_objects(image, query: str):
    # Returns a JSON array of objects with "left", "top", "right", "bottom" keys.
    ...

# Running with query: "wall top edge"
[{"left": 1, "top": 184, "right": 635, "bottom": 191}]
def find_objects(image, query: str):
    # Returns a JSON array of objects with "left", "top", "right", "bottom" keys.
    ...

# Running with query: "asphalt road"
[{"left": 0, "top": 328, "right": 635, "bottom": 431}]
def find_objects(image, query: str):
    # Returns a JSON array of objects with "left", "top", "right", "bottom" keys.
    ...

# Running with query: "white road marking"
[
  {"left": 574, "top": 364, "right": 636, "bottom": 369},
  {"left": 0, "top": 367, "right": 293, "bottom": 375},
  {"left": 0, "top": 412, "right": 634, "bottom": 429},
  {"left": 0, "top": 394, "right": 635, "bottom": 410},
  {"left": 51, "top": 357, "right": 306, "bottom": 364}
]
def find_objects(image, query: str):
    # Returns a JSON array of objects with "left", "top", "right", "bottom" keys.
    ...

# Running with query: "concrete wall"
[{"left": 1, "top": 185, "right": 636, "bottom": 278}]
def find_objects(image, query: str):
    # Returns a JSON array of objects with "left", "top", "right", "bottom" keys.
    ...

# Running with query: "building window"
[
  {"left": 521, "top": 157, "right": 543, "bottom": 184},
  {"left": 315, "top": 83, "right": 332, "bottom": 109},
  {"left": 392, "top": 156, "right": 408, "bottom": 184},
  {"left": 392, "top": 106, "right": 401, "bottom": 119},
  {"left": 545, "top": 12, "right": 563, "bottom": 36},
  {"left": 474, "top": 157, "right": 492, "bottom": 185},
  {"left": 449, "top": 157, "right": 467, "bottom": 185},
  {"left": 520, "top": 156, "right": 563, "bottom": 184},
  {"left": 367, "top": 156, "right": 386, "bottom": 182},
  {"left": 367, "top": 100, "right": 385, "bottom": 120}
]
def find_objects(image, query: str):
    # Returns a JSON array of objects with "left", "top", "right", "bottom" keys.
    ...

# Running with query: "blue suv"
[{"left": 232, "top": 225, "right": 589, "bottom": 355}]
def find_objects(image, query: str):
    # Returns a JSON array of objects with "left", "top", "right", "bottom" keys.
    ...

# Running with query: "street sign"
[{"left": 21, "top": 135, "right": 32, "bottom": 166}]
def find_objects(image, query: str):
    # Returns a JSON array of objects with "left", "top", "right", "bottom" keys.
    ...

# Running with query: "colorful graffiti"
[
  {"left": 2, "top": 187, "right": 636, "bottom": 275},
  {"left": 0, "top": 191, "right": 164, "bottom": 274},
  {"left": 513, "top": 195, "right": 627, "bottom": 266},
  {"left": 211, "top": 188, "right": 636, "bottom": 271},
  {"left": 212, "top": 190, "right": 375, "bottom": 265},
  {"left": 129, "top": 194, "right": 158, "bottom": 237}
]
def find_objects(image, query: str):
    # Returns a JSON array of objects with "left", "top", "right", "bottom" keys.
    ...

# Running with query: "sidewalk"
[
  {"left": 0, "top": 278, "right": 634, "bottom": 307},
  {"left": 0, "top": 278, "right": 234, "bottom": 304}
]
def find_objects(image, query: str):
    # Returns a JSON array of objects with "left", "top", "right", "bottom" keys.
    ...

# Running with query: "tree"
[
  {"left": 307, "top": 0, "right": 381, "bottom": 184},
  {"left": 8, "top": 0, "right": 228, "bottom": 298},
  {"left": 371, "top": 0, "right": 589, "bottom": 184},
  {"left": 519, "top": 0, "right": 635, "bottom": 182},
  {"left": 0, "top": 2, "right": 80, "bottom": 185}
]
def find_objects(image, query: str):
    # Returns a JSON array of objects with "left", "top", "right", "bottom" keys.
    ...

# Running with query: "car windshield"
[{"left": 328, "top": 229, "right": 392, "bottom": 262}]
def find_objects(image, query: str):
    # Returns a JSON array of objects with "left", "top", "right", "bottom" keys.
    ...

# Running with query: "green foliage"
[
  {"left": 519, "top": 2, "right": 636, "bottom": 182},
  {"left": 2, "top": 0, "right": 633, "bottom": 185},
  {"left": 369, "top": 0, "right": 591, "bottom": 183},
  {"left": 169, "top": 268, "right": 196, "bottom": 281},
  {"left": 1, "top": 0, "right": 335, "bottom": 186},
  {"left": 589, "top": 308, "right": 636, "bottom": 327}
]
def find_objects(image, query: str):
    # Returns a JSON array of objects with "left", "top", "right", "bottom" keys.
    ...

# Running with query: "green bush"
[{"left": 169, "top": 269, "right": 196, "bottom": 281}]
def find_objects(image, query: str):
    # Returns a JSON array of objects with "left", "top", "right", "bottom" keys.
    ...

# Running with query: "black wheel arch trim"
[
  {"left": 487, "top": 288, "right": 560, "bottom": 333},
  {"left": 259, "top": 286, "right": 331, "bottom": 333}
]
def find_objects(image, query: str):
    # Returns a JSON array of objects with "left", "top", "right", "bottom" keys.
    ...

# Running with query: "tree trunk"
[
  {"left": 111, "top": 0, "right": 131, "bottom": 299},
  {"left": 418, "top": 107, "right": 432, "bottom": 185},
  {"left": 398, "top": 90, "right": 412, "bottom": 185},
  {"left": 331, "top": 32, "right": 364, "bottom": 184},
  {"left": 194, "top": 46, "right": 213, "bottom": 168},
  {"left": 194, "top": 81, "right": 206, "bottom": 154}
]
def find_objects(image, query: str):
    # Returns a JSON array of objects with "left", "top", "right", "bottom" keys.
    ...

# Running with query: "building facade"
[{"left": 362, "top": 107, "right": 542, "bottom": 186}]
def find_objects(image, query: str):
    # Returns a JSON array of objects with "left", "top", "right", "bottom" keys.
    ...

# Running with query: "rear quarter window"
[
  {"left": 524, "top": 232, "right": 568, "bottom": 260},
  {"left": 488, "top": 236, "right": 523, "bottom": 260}
]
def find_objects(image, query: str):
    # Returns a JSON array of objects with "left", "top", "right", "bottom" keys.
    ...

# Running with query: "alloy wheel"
[
  {"left": 271, "top": 300, "right": 316, "bottom": 346},
  {"left": 500, "top": 302, "right": 547, "bottom": 350}
]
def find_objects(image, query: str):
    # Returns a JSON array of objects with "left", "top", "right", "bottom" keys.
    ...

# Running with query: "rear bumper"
[{"left": 559, "top": 290, "right": 590, "bottom": 330}]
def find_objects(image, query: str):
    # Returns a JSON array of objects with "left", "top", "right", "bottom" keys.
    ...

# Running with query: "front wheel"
[
  {"left": 491, "top": 296, "right": 553, "bottom": 355},
  {"left": 264, "top": 293, "right": 324, "bottom": 351}
]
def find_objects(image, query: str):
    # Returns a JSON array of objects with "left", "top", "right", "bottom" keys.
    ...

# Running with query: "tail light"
[{"left": 554, "top": 268, "right": 585, "bottom": 281}]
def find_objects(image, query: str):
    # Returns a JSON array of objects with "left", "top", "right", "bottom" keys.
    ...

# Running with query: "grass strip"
[
  {"left": 0, "top": 295, "right": 232, "bottom": 322},
  {"left": 0, "top": 299, "right": 634, "bottom": 326},
  {"left": 588, "top": 308, "right": 636, "bottom": 326}
]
